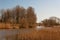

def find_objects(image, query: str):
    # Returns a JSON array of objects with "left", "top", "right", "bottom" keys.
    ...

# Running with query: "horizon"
[{"left": 0, "top": 0, "right": 60, "bottom": 23}]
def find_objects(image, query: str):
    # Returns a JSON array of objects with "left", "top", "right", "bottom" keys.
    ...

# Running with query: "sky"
[{"left": 0, "top": 0, "right": 60, "bottom": 23}]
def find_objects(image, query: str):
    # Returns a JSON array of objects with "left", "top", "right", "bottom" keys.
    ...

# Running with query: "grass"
[
  {"left": 17, "top": 27, "right": 60, "bottom": 40},
  {"left": 0, "top": 23, "right": 19, "bottom": 29},
  {"left": 0, "top": 23, "right": 60, "bottom": 40}
]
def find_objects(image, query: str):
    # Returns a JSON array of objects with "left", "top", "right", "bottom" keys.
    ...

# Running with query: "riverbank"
[{"left": 0, "top": 27, "right": 60, "bottom": 40}]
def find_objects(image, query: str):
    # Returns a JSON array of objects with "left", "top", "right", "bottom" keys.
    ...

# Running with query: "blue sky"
[{"left": 0, "top": 0, "right": 60, "bottom": 23}]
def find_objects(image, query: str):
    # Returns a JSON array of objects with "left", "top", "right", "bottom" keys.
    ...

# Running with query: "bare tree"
[
  {"left": 42, "top": 19, "right": 60, "bottom": 27},
  {"left": 0, "top": 6, "right": 37, "bottom": 29},
  {"left": 26, "top": 7, "right": 36, "bottom": 28}
]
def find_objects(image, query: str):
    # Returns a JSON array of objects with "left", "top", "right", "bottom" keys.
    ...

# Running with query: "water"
[
  {"left": 0, "top": 29, "right": 19, "bottom": 40},
  {"left": 0, "top": 29, "right": 36, "bottom": 40},
  {"left": 0, "top": 27, "right": 47, "bottom": 40},
  {"left": 36, "top": 26, "right": 45, "bottom": 30}
]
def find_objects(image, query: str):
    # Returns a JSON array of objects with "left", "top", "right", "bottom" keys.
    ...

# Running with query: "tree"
[
  {"left": 1, "top": 10, "right": 7, "bottom": 23},
  {"left": 19, "top": 18, "right": 28, "bottom": 28},
  {"left": 26, "top": 7, "right": 36, "bottom": 28},
  {"left": 42, "top": 19, "right": 60, "bottom": 27},
  {"left": 42, "top": 19, "right": 48, "bottom": 27},
  {"left": 0, "top": 5, "right": 37, "bottom": 29},
  {"left": 1, "top": 9, "right": 12, "bottom": 23}
]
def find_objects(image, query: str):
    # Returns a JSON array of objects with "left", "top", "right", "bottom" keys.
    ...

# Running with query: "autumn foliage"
[{"left": 0, "top": 5, "right": 36, "bottom": 29}]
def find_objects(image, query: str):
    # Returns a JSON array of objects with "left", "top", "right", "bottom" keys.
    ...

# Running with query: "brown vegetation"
[
  {"left": 17, "top": 28, "right": 60, "bottom": 40},
  {"left": 0, "top": 23, "right": 20, "bottom": 29},
  {"left": 41, "top": 18, "right": 60, "bottom": 27},
  {"left": 0, "top": 5, "right": 37, "bottom": 29}
]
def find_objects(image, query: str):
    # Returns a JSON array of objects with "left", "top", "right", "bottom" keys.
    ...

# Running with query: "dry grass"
[
  {"left": 0, "top": 23, "right": 60, "bottom": 40},
  {"left": 0, "top": 23, "right": 19, "bottom": 29},
  {"left": 17, "top": 27, "right": 60, "bottom": 40}
]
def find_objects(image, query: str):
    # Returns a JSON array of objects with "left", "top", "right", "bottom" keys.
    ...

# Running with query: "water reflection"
[{"left": 36, "top": 26, "right": 45, "bottom": 30}]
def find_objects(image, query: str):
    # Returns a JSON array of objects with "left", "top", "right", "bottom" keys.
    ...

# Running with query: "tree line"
[
  {"left": 0, "top": 5, "right": 60, "bottom": 28},
  {"left": 0, "top": 5, "right": 37, "bottom": 28},
  {"left": 41, "top": 17, "right": 60, "bottom": 27}
]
